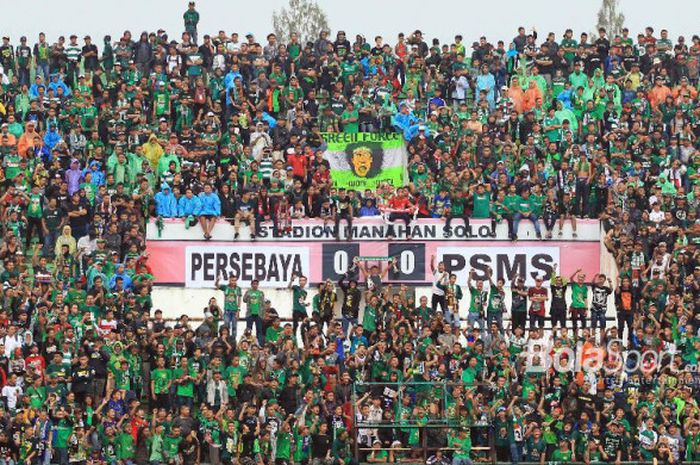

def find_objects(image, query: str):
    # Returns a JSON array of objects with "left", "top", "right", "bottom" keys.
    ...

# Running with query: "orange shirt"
[
  {"left": 672, "top": 84, "right": 698, "bottom": 101},
  {"left": 508, "top": 86, "right": 525, "bottom": 114},
  {"left": 0, "top": 133, "right": 16, "bottom": 147},
  {"left": 522, "top": 86, "right": 542, "bottom": 112},
  {"left": 17, "top": 131, "right": 37, "bottom": 157},
  {"left": 647, "top": 84, "right": 671, "bottom": 109}
]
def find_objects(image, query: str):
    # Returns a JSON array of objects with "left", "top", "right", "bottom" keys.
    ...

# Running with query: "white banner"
[
  {"left": 436, "top": 246, "right": 560, "bottom": 287},
  {"left": 185, "top": 245, "right": 311, "bottom": 288},
  {"left": 148, "top": 218, "right": 602, "bottom": 242}
]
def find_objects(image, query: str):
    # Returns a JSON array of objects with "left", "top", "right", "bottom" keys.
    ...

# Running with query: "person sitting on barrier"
[
  {"left": 177, "top": 187, "right": 201, "bottom": 228},
  {"left": 512, "top": 187, "right": 543, "bottom": 240},
  {"left": 233, "top": 190, "right": 257, "bottom": 240},
  {"left": 273, "top": 195, "right": 292, "bottom": 236},
  {"left": 384, "top": 187, "right": 416, "bottom": 240},
  {"left": 319, "top": 197, "right": 336, "bottom": 235},
  {"left": 538, "top": 186, "right": 556, "bottom": 240},
  {"left": 470, "top": 182, "right": 492, "bottom": 229},
  {"left": 444, "top": 188, "right": 470, "bottom": 238},
  {"left": 358, "top": 197, "right": 381, "bottom": 217},
  {"left": 334, "top": 188, "right": 354, "bottom": 241},
  {"left": 196, "top": 183, "right": 221, "bottom": 240},
  {"left": 431, "top": 187, "right": 451, "bottom": 220},
  {"left": 558, "top": 191, "right": 578, "bottom": 237}
]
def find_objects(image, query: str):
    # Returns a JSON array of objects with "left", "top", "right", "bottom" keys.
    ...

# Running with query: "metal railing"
[{"left": 351, "top": 381, "right": 493, "bottom": 463}]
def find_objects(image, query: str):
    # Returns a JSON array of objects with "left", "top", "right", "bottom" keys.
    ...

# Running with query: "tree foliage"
[
  {"left": 272, "top": 0, "right": 330, "bottom": 45},
  {"left": 596, "top": 0, "right": 625, "bottom": 37}
]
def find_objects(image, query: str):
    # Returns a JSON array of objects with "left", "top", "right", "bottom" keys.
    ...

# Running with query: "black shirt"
[
  {"left": 550, "top": 283, "right": 567, "bottom": 310},
  {"left": 82, "top": 44, "right": 99, "bottom": 70},
  {"left": 71, "top": 364, "right": 95, "bottom": 392},
  {"left": 311, "top": 433, "right": 332, "bottom": 458}
]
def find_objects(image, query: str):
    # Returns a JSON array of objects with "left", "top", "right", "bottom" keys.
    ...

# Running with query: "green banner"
[{"left": 321, "top": 132, "right": 407, "bottom": 190}]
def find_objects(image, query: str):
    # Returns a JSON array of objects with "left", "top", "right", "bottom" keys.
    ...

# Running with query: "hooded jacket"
[
  {"left": 48, "top": 76, "right": 71, "bottom": 97},
  {"left": 43, "top": 127, "right": 62, "bottom": 150},
  {"left": 155, "top": 183, "right": 177, "bottom": 217},
  {"left": 142, "top": 134, "right": 164, "bottom": 170},
  {"left": 157, "top": 151, "right": 181, "bottom": 177},
  {"left": 177, "top": 194, "right": 201, "bottom": 217},
  {"left": 109, "top": 265, "right": 133, "bottom": 291},
  {"left": 197, "top": 190, "right": 221, "bottom": 216},
  {"left": 84, "top": 161, "right": 105, "bottom": 187}
]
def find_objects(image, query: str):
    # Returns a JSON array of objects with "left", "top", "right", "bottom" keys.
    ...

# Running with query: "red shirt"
[
  {"left": 287, "top": 153, "right": 308, "bottom": 177},
  {"left": 312, "top": 169, "right": 330, "bottom": 185},
  {"left": 528, "top": 287, "right": 548, "bottom": 316},
  {"left": 25, "top": 354, "right": 45, "bottom": 373},
  {"left": 389, "top": 196, "right": 413, "bottom": 212}
]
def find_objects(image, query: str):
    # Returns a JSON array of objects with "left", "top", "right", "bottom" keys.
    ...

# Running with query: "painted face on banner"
[
  {"left": 351, "top": 146, "right": 373, "bottom": 177},
  {"left": 346, "top": 142, "right": 381, "bottom": 178}
]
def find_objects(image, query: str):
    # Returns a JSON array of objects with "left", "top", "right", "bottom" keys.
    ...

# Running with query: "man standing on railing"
[
  {"left": 288, "top": 273, "right": 310, "bottom": 340},
  {"left": 242, "top": 279, "right": 265, "bottom": 344},
  {"left": 338, "top": 272, "right": 361, "bottom": 336},
  {"left": 430, "top": 255, "right": 448, "bottom": 314},
  {"left": 466, "top": 270, "right": 486, "bottom": 331},
  {"left": 215, "top": 273, "right": 241, "bottom": 340}
]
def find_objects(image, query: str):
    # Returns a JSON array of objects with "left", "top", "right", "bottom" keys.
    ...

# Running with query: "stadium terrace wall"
[
  {"left": 146, "top": 218, "right": 601, "bottom": 288},
  {"left": 147, "top": 218, "right": 606, "bottom": 321}
]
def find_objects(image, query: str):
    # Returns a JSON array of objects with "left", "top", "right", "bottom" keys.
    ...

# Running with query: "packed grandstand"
[{"left": 0, "top": 3, "right": 698, "bottom": 465}]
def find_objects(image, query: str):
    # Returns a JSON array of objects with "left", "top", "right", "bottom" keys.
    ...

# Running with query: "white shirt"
[
  {"left": 649, "top": 209, "right": 664, "bottom": 223},
  {"left": 212, "top": 54, "right": 227, "bottom": 71},
  {"left": 1, "top": 334, "right": 22, "bottom": 357},
  {"left": 431, "top": 269, "right": 446, "bottom": 296},
  {"left": 451, "top": 76, "right": 469, "bottom": 100},
  {"left": 1, "top": 384, "right": 22, "bottom": 409}
]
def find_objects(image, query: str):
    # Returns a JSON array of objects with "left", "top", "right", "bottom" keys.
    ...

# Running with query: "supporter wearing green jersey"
[
  {"left": 243, "top": 279, "right": 265, "bottom": 343},
  {"left": 570, "top": 269, "right": 588, "bottom": 335},
  {"left": 216, "top": 274, "right": 242, "bottom": 339}
]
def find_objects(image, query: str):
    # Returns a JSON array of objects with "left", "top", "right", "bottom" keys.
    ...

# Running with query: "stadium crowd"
[{"left": 0, "top": 3, "right": 699, "bottom": 465}]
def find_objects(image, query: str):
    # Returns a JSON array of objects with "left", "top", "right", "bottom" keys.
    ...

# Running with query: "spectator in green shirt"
[
  {"left": 450, "top": 427, "right": 473, "bottom": 465},
  {"left": 444, "top": 188, "right": 470, "bottom": 238},
  {"left": 264, "top": 317, "right": 284, "bottom": 344},
  {"left": 215, "top": 274, "right": 241, "bottom": 339},
  {"left": 172, "top": 357, "right": 195, "bottom": 410},
  {"left": 471, "top": 183, "right": 491, "bottom": 219},
  {"left": 150, "top": 357, "right": 172, "bottom": 411},
  {"left": 341, "top": 102, "right": 359, "bottom": 133},
  {"left": 512, "top": 188, "right": 542, "bottom": 240},
  {"left": 288, "top": 273, "right": 310, "bottom": 339},
  {"left": 243, "top": 280, "right": 265, "bottom": 343},
  {"left": 569, "top": 269, "right": 589, "bottom": 336},
  {"left": 551, "top": 439, "right": 573, "bottom": 462}
]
